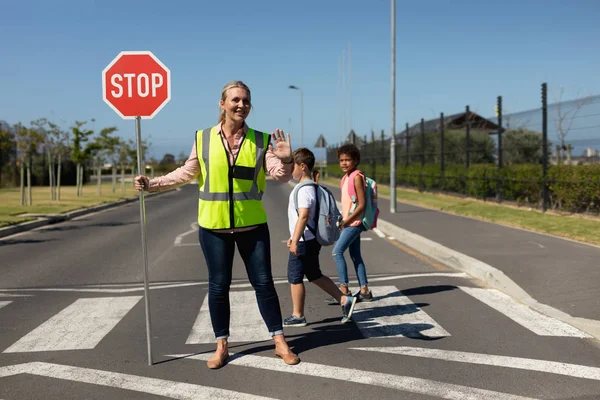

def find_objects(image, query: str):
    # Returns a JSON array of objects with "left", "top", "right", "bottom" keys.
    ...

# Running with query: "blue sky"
[{"left": 1, "top": 0, "right": 599, "bottom": 160}]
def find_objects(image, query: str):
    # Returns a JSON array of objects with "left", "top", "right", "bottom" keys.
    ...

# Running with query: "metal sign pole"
[{"left": 135, "top": 116, "right": 153, "bottom": 366}]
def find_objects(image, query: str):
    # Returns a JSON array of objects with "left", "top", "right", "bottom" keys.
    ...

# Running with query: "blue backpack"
[
  {"left": 293, "top": 180, "right": 342, "bottom": 246},
  {"left": 342, "top": 169, "right": 380, "bottom": 230}
]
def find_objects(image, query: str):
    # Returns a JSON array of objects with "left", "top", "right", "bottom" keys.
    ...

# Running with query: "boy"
[
  {"left": 283, "top": 148, "right": 357, "bottom": 327},
  {"left": 333, "top": 144, "right": 373, "bottom": 301}
]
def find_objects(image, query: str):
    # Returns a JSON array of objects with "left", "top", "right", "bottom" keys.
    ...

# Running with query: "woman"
[{"left": 135, "top": 81, "right": 299, "bottom": 369}]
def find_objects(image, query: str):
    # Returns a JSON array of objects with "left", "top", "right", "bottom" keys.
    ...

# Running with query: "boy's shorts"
[{"left": 288, "top": 239, "right": 323, "bottom": 284}]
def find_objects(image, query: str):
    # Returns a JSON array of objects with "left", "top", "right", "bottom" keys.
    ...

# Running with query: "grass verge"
[
  {"left": 0, "top": 183, "right": 139, "bottom": 228},
  {"left": 321, "top": 176, "right": 600, "bottom": 246}
]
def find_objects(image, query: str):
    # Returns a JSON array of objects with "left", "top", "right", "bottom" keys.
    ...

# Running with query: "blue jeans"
[
  {"left": 332, "top": 225, "right": 369, "bottom": 287},
  {"left": 198, "top": 223, "right": 284, "bottom": 340}
]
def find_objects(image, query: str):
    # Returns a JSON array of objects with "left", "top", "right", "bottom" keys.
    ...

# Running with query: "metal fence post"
[
  {"left": 440, "top": 113, "right": 445, "bottom": 189},
  {"left": 497, "top": 96, "right": 503, "bottom": 203},
  {"left": 542, "top": 83, "right": 549, "bottom": 212},
  {"left": 390, "top": 0, "right": 397, "bottom": 213},
  {"left": 465, "top": 105, "right": 471, "bottom": 168},
  {"left": 420, "top": 118, "right": 425, "bottom": 191},
  {"left": 405, "top": 122, "right": 410, "bottom": 167},
  {"left": 371, "top": 129, "right": 377, "bottom": 180}
]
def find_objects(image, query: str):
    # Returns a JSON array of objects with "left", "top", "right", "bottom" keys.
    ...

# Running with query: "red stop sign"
[{"left": 102, "top": 51, "right": 171, "bottom": 119}]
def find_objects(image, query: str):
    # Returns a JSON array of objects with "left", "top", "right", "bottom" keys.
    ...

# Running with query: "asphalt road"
[{"left": 1, "top": 181, "right": 599, "bottom": 399}]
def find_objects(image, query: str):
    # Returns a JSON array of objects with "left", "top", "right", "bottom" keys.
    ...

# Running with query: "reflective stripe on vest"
[{"left": 196, "top": 126, "right": 268, "bottom": 229}]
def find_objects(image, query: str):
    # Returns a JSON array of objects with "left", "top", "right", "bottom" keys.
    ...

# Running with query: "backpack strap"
[
  {"left": 346, "top": 169, "right": 364, "bottom": 204},
  {"left": 293, "top": 180, "right": 320, "bottom": 239}
]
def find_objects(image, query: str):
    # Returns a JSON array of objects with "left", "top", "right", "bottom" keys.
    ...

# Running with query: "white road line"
[
  {"left": 172, "top": 352, "right": 537, "bottom": 400},
  {"left": 373, "top": 227, "right": 386, "bottom": 238},
  {"left": 459, "top": 287, "right": 590, "bottom": 337},
  {"left": 0, "top": 282, "right": 208, "bottom": 294},
  {"left": 174, "top": 222, "right": 198, "bottom": 246},
  {"left": 352, "top": 347, "right": 600, "bottom": 381},
  {"left": 186, "top": 291, "right": 271, "bottom": 344},
  {"left": 366, "top": 272, "right": 468, "bottom": 283},
  {"left": 0, "top": 273, "right": 468, "bottom": 294},
  {"left": 0, "top": 362, "right": 276, "bottom": 400},
  {"left": 230, "top": 279, "right": 289, "bottom": 289},
  {"left": 352, "top": 285, "right": 450, "bottom": 339},
  {"left": 4, "top": 296, "right": 142, "bottom": 353},
  {"left": 0, "top": 301, "right": 12, "bottom": 310}
]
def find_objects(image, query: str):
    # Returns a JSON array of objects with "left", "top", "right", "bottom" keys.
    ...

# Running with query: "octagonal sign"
[{"left": 102, "top": 51, "right": 171, "bottom": 119}]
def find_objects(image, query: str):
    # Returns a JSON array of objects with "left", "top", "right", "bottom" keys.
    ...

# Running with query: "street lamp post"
[
  {"left": 390, "top": 0, "right": 397, "bottom": 213},
  {"left": 288, "top": 85, "right": 304, "bottom": 148}
]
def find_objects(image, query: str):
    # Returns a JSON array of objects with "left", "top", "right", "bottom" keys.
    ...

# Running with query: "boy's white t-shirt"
[{"left": 287, "top": 181, "right": 318, "bottom": 241}]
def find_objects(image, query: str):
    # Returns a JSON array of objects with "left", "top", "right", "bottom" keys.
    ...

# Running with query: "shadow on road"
[
  {"left": 41, "top": 221, "right": 138, "bottom": 232},
  {"left": 0, "top": 238, "right": 58, "bottom": 247}
]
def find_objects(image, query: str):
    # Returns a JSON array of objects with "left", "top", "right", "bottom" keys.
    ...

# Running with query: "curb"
[
  {"left": 0, "top": 190, "right": 175, "bottom": 239},
  {"left": 374, "top": 218, "right": 600, "bottom": 341},
  {"left": 313, "top": 179, "right": 600, "bottom": 340}
]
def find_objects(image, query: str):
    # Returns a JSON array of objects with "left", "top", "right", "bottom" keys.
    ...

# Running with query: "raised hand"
[{"left": 268, "top": 129, "right": 292, "bottom": 163}]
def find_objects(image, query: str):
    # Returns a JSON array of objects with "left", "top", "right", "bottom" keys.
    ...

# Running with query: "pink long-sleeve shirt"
[{"left": 148, "top": 123, "right": 293, "bottom": 232}]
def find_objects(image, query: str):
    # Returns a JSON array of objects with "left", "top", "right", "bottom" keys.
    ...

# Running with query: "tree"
[
  {"left": 405, "top": 129, "right": 496, "bottom": 165},
  {"left": 554, "top": 88, "right": 593, "bottom": 163},
  {"left": 115, "top": 139, "right": 131, "bottom": 193},
  {"left": 160, "top": 153, "right": 176, "bottom": 166},
  {"left": 0, "top": 125, "right": 16, "bottom": 189},
  {"left": 176, "top": 151, "right": 188, "bottom": 165},
  {"left": 502, "top": 129, "right": 549, "bottom": 165},
  {"left": 46, "top": 121, "right": 69, "bottom": 201},
  {"left": 93, "top": 126, "right": 118, "bottom": 195},
  {"left": 126, "top": 137, "right": 150, "bottom": 187},
  {"left": 15, "top": 121, "right": 45, "bottom": 206},
  {"left": 70, "top": 121, "right": 95, "bottom": 196}
]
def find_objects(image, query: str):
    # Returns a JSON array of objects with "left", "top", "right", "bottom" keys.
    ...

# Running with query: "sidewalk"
[{"left": 323, "top": 182, "right": 600, "bottom": 338}]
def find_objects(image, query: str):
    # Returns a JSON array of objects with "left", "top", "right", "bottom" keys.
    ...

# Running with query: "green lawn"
[
  {"left": 322, "top": 177, "right": 600, "bottom": 246},
  {"left": 0, "top": 183, "right": 140, "bottom": 228}
]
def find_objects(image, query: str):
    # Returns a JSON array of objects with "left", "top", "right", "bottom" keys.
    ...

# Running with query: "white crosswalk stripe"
[
  {"left": 186, "top": 291, "right": 272, "bottom": 344},
  {"left": 459, "top": 286, "right": 589, "bottom": 337},
  {"left": 352, "top": 285, "right": 451, "bottom": 339},
  {"left": 3, "top": 296, "right": 142, "bottom": 353},
  {"left": 0, "top": 285, "right": 590, "bottom": 353}
]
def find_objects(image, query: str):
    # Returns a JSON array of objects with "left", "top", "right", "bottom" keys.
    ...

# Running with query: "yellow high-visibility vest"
[{"left": 195, "top": 126, "right": 269, "bottom": 229}]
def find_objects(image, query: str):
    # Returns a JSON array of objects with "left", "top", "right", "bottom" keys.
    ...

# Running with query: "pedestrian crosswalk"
[
  {"left": 352, "top": 285, "right": 450, "bottom": 339},
  {"left": 4, "top": 296, "right": 142, "bottom": 353},
  {"left": 0, "top": 285, "right": 590, "bottom": 354}
]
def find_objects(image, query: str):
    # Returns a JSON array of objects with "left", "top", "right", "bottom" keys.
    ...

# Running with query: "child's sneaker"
[
  {"left": 356, "top": 290, "right": 373, "bottom": 302},
  {"left": 283, "top": 315, "right": 307, "bottom": 327},
  {"left": 341, "top": 295, "right": 357, "bottom": 324}
]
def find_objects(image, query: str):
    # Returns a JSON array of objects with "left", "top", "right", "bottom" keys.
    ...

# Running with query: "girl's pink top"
[{"left": 341, "top": 171, "right": 364, "bottom": 227}]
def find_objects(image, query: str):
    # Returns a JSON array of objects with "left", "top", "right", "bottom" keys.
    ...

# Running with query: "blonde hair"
[{"left": 219, "top": 81, "right": 252, "bottom": 123}]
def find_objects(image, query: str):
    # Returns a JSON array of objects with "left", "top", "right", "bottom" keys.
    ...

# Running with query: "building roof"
[{"left": 400, "top": 112, "right": 500, "bottom": 137}]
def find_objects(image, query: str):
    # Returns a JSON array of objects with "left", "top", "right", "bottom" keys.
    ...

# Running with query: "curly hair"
[{"left": 337, "top": 143, "right": 361, "bottom": 165}]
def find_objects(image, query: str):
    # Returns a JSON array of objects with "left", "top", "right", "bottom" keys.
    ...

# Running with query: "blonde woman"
[{"left": 135, "top": 81, "right": 299, "bottom": 369}]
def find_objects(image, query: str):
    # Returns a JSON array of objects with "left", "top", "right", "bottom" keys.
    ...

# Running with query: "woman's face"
[{"left": 220, "top": 87, "right": 251, "bottom": 123}]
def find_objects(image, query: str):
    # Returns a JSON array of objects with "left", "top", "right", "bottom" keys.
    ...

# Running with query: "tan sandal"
[
  {"left": 274, "top": 348, "right": 300, "bottom": 365},
  {"left": 206, "top": 351, "right": 229, "bottom": 369}
]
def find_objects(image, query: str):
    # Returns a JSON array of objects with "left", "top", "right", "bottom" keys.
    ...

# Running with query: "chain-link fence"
[{"left": 327, "top": 84, "right": 600, "bottom": 214}]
